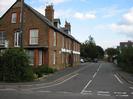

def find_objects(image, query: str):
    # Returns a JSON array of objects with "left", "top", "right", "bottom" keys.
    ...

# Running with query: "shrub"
[
  {"left": 0, "top": 48, "right": 34, "bottom": 82},
  {"left": 33, "top": 65, "right": 57, "bottom": 77},
  {"left": 0, "top": 52, "right": 3, "bottom": 81},
  {"left": 117, "top": 47, "right": 133, "bottom": 73}
]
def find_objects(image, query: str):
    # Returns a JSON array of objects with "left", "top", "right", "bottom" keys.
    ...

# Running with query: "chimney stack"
[
  {"left": 65, "top": 21, "right": 71, "bottom": 34},
  {"left": 45, "top": 5, "right": 54, "bottom": 22}
]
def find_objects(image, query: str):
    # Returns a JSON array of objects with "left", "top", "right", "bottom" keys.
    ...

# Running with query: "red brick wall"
[{"left": 0, "top": 1, "right": 80, "bottom": 69}]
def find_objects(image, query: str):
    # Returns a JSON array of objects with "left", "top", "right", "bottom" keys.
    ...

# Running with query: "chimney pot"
[{"left": 45, "top": 5, "right": 54, "bottom": 22}]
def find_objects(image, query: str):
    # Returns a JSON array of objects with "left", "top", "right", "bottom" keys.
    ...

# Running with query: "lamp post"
[{"left": 20, "top": 0, "right": 24, "bottom": 48}]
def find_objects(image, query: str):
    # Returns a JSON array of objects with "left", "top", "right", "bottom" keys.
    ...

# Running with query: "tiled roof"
[
  {"left": 24, "top": 3, "right": 80, "bottom": 44},
  {"left": 53, "top": 18, "right": 61, "bottom": 24}
]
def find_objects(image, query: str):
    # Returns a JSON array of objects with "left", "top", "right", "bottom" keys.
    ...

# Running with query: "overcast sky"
[{"left": 0, "top": 0, "right": 133, "bottom": 49}]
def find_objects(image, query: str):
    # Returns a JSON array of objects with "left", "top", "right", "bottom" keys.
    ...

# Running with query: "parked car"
[
  {"left": 80, "top": 59, "right": 84, "bottom": 63},
  {"left": 93, "top": 58, "right": 98, "bottom": 63}
]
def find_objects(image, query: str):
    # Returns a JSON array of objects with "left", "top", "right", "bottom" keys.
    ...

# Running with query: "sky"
[{"left": 0, "top": 0, "right": 133, "bottom": 49}]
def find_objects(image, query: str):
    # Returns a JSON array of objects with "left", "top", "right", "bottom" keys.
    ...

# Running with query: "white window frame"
[
  {"left": 0, "top": 31, "right": 6, "bottom": 45},
  {"left": 11, "top": 13, "right": 17, "bottom": 23},
  {"left": 14, "top": 32, "right": 21, "bottom": 47},
  {"left": 53, "top": 32, "right": 56, "bottom": 46},
  {"left": 125, "top": 44, "right": 127, "bottom": 47},
  {"left": 29, "top": 29, "right": 39, "bottom": 45},
  {"left": 39, "top": 50, "right": 43, "bottom": 65},
  {"left": 53, "top": 51, "right": 56, "bottom": 64}
]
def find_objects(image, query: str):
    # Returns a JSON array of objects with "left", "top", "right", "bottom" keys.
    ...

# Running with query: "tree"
[
  {"left": 105, "top": 48, "right": 118, "bottom": 62},
  {"left": 117, "top": 47, "right": 133, "bottom": 73},
  {"left": 81, "top": 36, "right": 96, "bottom": 60},
  {"left": 96, "top": 46, "right": 104, "bottom": 59},
  {"left": 85, "top": 35, "right": 96, "bottom": 46},
  {"left": 80, "top": 36, "right": 104, "bottom": 60}
]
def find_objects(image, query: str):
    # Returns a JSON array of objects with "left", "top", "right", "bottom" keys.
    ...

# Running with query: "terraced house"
[{"left": 0, "top": 0, "right": 80, "bottom": 69}]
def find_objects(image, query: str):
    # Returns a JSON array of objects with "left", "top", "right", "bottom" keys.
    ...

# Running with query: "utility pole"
[{"left": 20, "top": 0, "right": 24, "bottom": 48}]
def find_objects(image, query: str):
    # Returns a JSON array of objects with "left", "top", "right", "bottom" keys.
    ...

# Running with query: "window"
[
  {"left": 26, "top": 50, "right": 34, "bottom": 65},
  {"left": 125, "top": 44, "right": 127, "bottom": 47},
  {"left": 11, "top": 13, "right": 17, "bottom": 23},
  {"left": 39, "top": 50, "right": 43, "bottom": 65},
  {"left": 14, "top": 32, "right": 21, "bottom": 47},
  {"left": 53, "top": 32, "right": 56, "bottom": 46},
  {"left": 53, "top": 51, "right": 56, "bottom": 64},
  {"left": 29, "top": 29, "right": 39, "bottom": 45},
  {"left": 0, "top": 31, "right": 6, "bottom": 45}
]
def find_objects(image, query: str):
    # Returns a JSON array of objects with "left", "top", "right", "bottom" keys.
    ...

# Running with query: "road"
[{"left": 0, "top": 62, "right": 133, "bottom": 99}]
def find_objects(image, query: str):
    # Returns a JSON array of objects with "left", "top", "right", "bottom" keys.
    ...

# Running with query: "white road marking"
[
  {"left": 81, "top": 90, "right": 93, "bottom": 95},
  {"left": 0, "top": 88, "right": 17, "bottom": 91},
  {"left": 28, "top": 73, "right": 79, "bottom": 90},
  {"left": 83, "top": 93, "right": 93, "bottom": 95},
  {"left": 93, "top": 73, "right": 97, "bottom": 78},
  {"left": 97, "top": 91, "right": 110, "bottom": 94},
  {"left": 37, "top": 91, "right": 51, "bottom": 93},
  {"left": 97, "top": 91, "right": 110, "bottom": 96},
  {"left": 57, "top": 91, "right": 73, "bottom": 94},
  {"left": 114, "top": 91, "right": 127, "bottom": 94},
  {"left": 114, "top": 74, "right": 124, "bottom": 84},
  {"left": 129, "top": 87, "right": 133, "bottom": 89},
  {"left": 81, "top": 64, "right": 102, "bottom": 94},
  {"left": 80, "top": 80, "right": 92, "bottom": 94},
  {"left": 97, "top": 64, "right": 101, "bottom": 72},
  {"left": 84, "top": 90, "right": 92, "bottom": 93},
  {"left": 97, "top": 93, "right": 111, "bottom": 96},
  {"left": 131, "top": 92, "right": 133, "bottom": 94},
  {"left": 116, "top": 94, "right": 129, "bottom": 97}
]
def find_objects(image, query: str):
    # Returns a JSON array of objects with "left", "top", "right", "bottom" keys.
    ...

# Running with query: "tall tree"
[
  {"left": 105, "top": 48, "right": 118, "bottom": 62},
  {"left": 80, "top": 36, "right": 104, "bottom": 60},
  {"left": 85, "top": 35, "right": 96, "bottom": 45},
  {"left": 96, "top": 46, "right": 104, "bottom": 59}
]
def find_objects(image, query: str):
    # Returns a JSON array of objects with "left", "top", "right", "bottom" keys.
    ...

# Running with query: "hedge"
[{"left": 0, "top": 48, "right": 34, "bottom": 82}]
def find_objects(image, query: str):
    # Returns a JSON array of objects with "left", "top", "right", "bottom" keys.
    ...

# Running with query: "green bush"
[
  {"left": 0, "top": 48, "right": 34, "bottom": 82},
  {"left": 117, "top": 47, "right": 133, "bottom": 73},
  {"left": 33, "top": 65, "right": 57, "bottom": 77},
  {"left": 0, "top": 53, "right": 3, "bottom": 81}
]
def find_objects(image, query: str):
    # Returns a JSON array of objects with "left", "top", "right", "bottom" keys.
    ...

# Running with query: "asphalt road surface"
[{"left": 0, "top": 62, "right": 133, "bottom": 99}]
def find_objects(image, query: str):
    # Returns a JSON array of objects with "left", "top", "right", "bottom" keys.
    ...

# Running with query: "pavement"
[{"left": 117, "top": 68, "right": 133, "bottom": 85}]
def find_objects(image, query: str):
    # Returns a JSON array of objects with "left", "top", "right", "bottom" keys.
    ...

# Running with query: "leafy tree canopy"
[{"left": 80, "top": 36, "right": 104, "bottom": 60}]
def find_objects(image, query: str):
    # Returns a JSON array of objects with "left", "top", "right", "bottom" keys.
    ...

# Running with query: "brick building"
[
  {"left": 0, "top": 0, "right": 80, "bottom": 69},
  {"left": 120, "top": 41, "right": 133, "bottom": 48}
]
